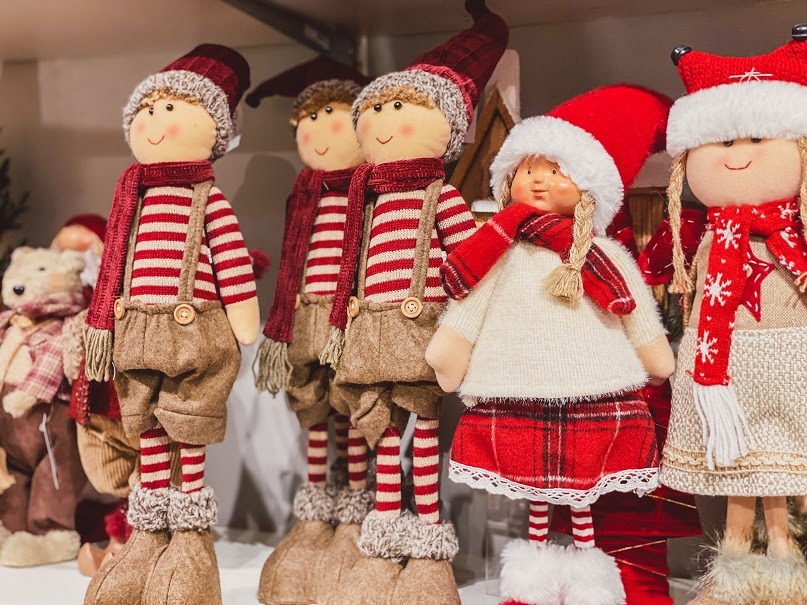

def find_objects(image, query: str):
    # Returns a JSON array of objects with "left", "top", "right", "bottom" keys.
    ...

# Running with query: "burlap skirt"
[{"left": 661, "top": 327, "right": 807, "bottom": 496}]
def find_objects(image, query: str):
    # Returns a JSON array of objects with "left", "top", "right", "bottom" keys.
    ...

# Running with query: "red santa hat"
[
  {"left": 666, "top": 25, "right": 807, "bottom": 157},
  {"left": 352, "top": 0, "right": 508, "bottom": 161},
  {"left": 64, "top": 214, "right": 107, "bottom": 243},
  {"left": 123, "top": 44, "right": 251, "bottom": 160},
  {"left": 490, "top": 85, "right": 672, "bottom": 235}
]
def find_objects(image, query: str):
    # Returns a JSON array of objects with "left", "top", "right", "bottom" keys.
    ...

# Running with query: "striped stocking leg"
[
  {"left": 348, "top": 426, "right": 368, "bottom": 491},
  {"left": 307, "top": 423, "right": 328, "bottom": 487},
  {"left": 570, "top": 505, "right": 595, "bottom": 549},
  {"left": 140, "top": 426, "right": 171, "bottom": 490},
  {"left": 413, "top": 417, "right": 440, "bottom": 524},
  {"left": 179, "top": 443, "right": 206, "bottom": 493},
  {"left": 334, "top": 414, "right": 350, "bottom": 461},
  {"left": 528, "top": 501, "right": 549, "bottom": 544},
  {"left": 375, "top": 426, "right": 402, "bottom": 519}
]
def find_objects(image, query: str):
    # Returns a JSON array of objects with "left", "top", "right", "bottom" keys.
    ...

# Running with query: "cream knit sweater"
[{"left": 441, "top": 238, "right": 664, "bottom": 401}]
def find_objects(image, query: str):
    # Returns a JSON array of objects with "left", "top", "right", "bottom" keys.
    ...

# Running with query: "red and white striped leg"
[
  {"left": 334, "top": 414, "right": 349, "bottom": 461},
  {"left": 179, "top": 443, "right": 206, "bottom": 493},
  {"left": 528, "top": 501, "right": 549, "bottom": 544},
  {"left": 140, "top": 426, "right": 171, "bottom": 490},
  {"left": 375, "top": 426, "right": 401, "bottom": 519},
  {"left": 570, "top": 505, "right": 595, "bottom": 549},
  {"left": 348, "top": 426, "right": 368, "bottom": 491},
  {"left": 307, "top": 423, "right": 328, "bottom": 487},
  {"left": 413, "top": 417, "right": 440, "bottom": 524}
]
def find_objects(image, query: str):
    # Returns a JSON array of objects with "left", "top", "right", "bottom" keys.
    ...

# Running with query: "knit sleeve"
[
  {"left": 205, "top": 187, "right": 257, "bottom": 307},
  {"left": 439, "top": 255, "right": 504, "bottom": 344},
  {"left": 435, "top": 184, "right": 477, "bottom": 254},
  {"left": 597, "top": 238, "right": 665, "bottom": 350}
]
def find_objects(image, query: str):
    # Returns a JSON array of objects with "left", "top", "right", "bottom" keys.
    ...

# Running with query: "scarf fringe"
[
  {"left": 692, "top": 383, "right": 756, "bottom": 470},
  {"left": 796, "top": 272, "right": 807, "bottom": 293},
  {"left": 84, "top": 326, "right": 114, "bottom": 382},
  {"left": 252, "top": 338, "right": 292, "bottom": 395},
  {"left": 319, "top": 326, "right": 345, "bottom": 369}
]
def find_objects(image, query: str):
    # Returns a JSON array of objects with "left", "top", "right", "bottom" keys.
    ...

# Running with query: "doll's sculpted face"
[
  {"left": 296, "top": 102, "right": 364, "bottom": 171},
  {"left": 129, "top": 97, "right": 217, "bottom": 164},
  {"left": 356, "top": 100, "right": 451, "bottom": 164},
  {"left": 510, "top": 155, "right": 582, "bottom": 215},
  {"left": 686, "top": 137, "right": 802, "bottom": 207}
]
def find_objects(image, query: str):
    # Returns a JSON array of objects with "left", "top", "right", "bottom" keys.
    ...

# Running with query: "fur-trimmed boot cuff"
[
  {"left": 397, "top": 515, "right": 459, "bottom": 562},
  {"left": 563, "top": 546, "right": 625, "bottom": 605},
  {"left": 499, "top": 540, "right": 566, "bottom": 605},
  {"left": 168, "top": 486, "right": 218, "bottom": 531},
  {"left": 293, "top": 483, "right": 336, "bottom": 523},
  {"left": 697, "top": 544, "right": 761, "bottom": 604},
  {"left": 127, "top": 483, "right": 171, "bottom": 532},
  {"left": 334, "top": 487, "right": 375, "bottom": 525},
  {"left": 358, "top": 510, "right": 415, "bottom": 562},
  {"left": 756, "top": 548, "right": 807, "bottom": 605}
]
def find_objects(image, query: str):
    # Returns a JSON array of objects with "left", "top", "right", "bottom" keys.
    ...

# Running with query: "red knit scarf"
[
  {"left": 327, "top": 158, "right": 446, "bottom": 330},
  {"left": 262, "top": 167, "right": 356, "bottom": 343},
  {"left": 86, "top": 161, "right": 216, "bottom": 332},
  {"left": 694, "top": 199, "right": 807, "bottom": 388},
  {"left": 441, "top": 202, "right": 636, "bottom": 315}
]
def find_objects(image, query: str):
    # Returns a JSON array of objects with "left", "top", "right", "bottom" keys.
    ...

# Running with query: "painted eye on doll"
[
  {"left": 38, "top": 266, "right": 46, "bottom": 271},
  {"left": 527, "top": 168, "right": 531, "bottom": 174},
  {"left": 325, "top": 106, "right": 333, "bottom": 114},
  {"left": 148, "top": 107, "right": 154, "bottom": 115},
  {"left": 393, "top": 101, "right": 403, "bottom": 110},
  {"left": 165, "top": 104, "right": 174, "bottom": 112},
  {"left": 310, "top": 113, "right": 318, "bottom": 121},
  {"left": 552, "top": 169, "right": 557, "bottom": 174},
  {"left": 373, "top": 104, "right": 382, "bottom": 112},
  {"left": 751, "top": 138, "right": 762, "bottom": 144},
  {"left": 723, "top": 140, "right": 734, "bottom": 147}
]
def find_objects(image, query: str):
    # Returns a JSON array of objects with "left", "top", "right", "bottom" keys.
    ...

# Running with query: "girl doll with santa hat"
[
  {"left": 427, "top": 84, "right": 674, "bottom": 605},
  {"left": 660, "top": 25, "right": 807, "bottom": 605}
]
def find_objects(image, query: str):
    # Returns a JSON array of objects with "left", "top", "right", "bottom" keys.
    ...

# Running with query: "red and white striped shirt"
[
  {"left": 364, "top": 183, "right": 476, "bottom": 303},
  {"left": 129, "top": 185, "right": 256, "bottom": 306},
  {"left": 303, "top": 191, "right": 348, "bottom": 296}
]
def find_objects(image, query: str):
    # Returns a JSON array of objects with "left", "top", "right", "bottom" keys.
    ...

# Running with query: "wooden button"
[
  {"left": 401, "top": 297, "right": 422, "bottom": 319},
  {"left": 348, "top": 296, "right": 360, "bottom": 319},
  {"left": 295, "top": 294, "right": 301, "bottom": 310},
  {"left": 173, "top": 303, "right": 196, "bottom": 325},
  {"left": 114, "top": 298, "right": 125, "bottom": 320}
]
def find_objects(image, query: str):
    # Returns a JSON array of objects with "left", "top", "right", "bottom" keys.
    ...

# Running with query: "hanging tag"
[{"left": 39, "top": 411, "right": 60, "bottom": 491}]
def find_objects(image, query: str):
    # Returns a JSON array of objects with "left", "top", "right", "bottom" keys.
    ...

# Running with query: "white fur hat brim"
[
  {"left": 490, "top": 116, "right": 623, "bottom": 236},
  {"left": 666, "top": 80, "right": 807, "bottom": 157}
]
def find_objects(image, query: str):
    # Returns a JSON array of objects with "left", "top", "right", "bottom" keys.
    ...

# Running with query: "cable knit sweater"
[{"left": 441, "top": 237, "right": 664, "bottom": 401}]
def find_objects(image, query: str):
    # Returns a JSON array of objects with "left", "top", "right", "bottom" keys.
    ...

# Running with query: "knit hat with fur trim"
[
  {"left": 123, "top": 44, "right": 250, "bottom": 161},
  {"left": 490, "top": 85, "right": 672, "bottom": 235},
  {"left": 352, "top": 0, "right": 508, "bottom": 162},
  {"left": 666, "top": 26, "right": 807, "bottom": 157}
]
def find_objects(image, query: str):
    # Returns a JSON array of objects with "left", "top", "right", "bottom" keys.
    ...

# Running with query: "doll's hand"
[
  {"left": 426, "top": 326, "right": 472, "bottom": 393},
  {"left": 637, "top": 335, "right": 675, "bottom": 386},
  {"left": 226, "top": 298, "right": 261, "bottom": 346},
  {"left": 3, "top": 390, "right": 39, "bottom": 418}
]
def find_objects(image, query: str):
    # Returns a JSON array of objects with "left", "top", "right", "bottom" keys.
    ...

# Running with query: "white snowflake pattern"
[
  {"left": 780, "top": 205, "right": 798, "bottom": 220},
  {"left": 778, "top": 254, "right": 796, "bottom": 272},
  {"left": 696, "top": 331, "right": 718, "bottom": 364},
  {"left": 715, "top": 220, "right": 741, "bottom": 250},
  {"left": 703, "top": 272, "right": 732, "bottom": 306},
  {"left": 781, "top": 228, "right": 797, "bottom": 249}
]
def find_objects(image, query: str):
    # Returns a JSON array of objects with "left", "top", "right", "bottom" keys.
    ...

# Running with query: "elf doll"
[
  {"left": 84, "top": 45, "right": 259, "bottom": 605},
  {"left": 246, "top": 56, "right": 373, "bottom": 605},
  {"left": 321, "top": 2, "right": 507, "bottom": 602},
  {"left": 660, "top": 27, "right": 807, "bottom": 605},
  {"left": 427, "top": 85, "right": 674, "bottom": 605}
]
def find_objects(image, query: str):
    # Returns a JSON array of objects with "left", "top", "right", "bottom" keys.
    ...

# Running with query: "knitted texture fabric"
[
  {"left": 637, "top": 208, "right": 707, "bottom": 286},
  {"left": 441, "top": 202, "right": 635, "bottom": 315}
]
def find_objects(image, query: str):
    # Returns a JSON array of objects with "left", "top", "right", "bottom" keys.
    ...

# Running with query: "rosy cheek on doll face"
[
  {"left": 301, "top": 131, "right": 311, "bottom": 146},
  {"left": 165, "top": 123, "right": 181, "bottom": 139},
  {"left": 359, "top": 121, "right": 371, "bottom": 136},
  {"left": 134, "top": 122, "right": 146, "bottom": 135},
  {"left": 330, "top": 121, "right": 343, "bottom": 134},
  {"left": 398, "top": 122, "right": 415, "bottom": 138}
]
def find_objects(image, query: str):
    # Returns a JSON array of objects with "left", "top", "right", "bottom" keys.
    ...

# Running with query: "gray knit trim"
[
  {"left": 127, "top": 483, "right": 170, "bottom": 532},
  {"left": 352, "top": 70, "right": 469, "bottom": 162},
  {"left": 396, "top": 516, "right": 459, "bottom": 562},
  {"left": 168, "top": 486, "right": 218, "bottom": 531},
  {"left": 295, "top": 79, "right": 364, "bottom": 111},
  {"left": 358, "top": 509, "right": 415, "bottom": 562},
  {"left": 122, "top": 70, "right": 233, "bottom": 161},
  {"left": 334, "top": 488, "right": 375, "bottom": 525},
  {"left": 293, "top": 483, "right": 336, "bottom": 523}
]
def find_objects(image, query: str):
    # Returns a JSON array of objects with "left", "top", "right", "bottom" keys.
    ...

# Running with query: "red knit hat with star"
[
  {"left": 490, "top": 85, "right": 672, "bottom": 235},
  {"left": 123, "top": 44, "right": 251, "bottom": 160},
  {"left": 352, "top": 0, "right": 508, "bottom": 162},
  {"left": 667, "top": 25, "right": 807, "bottom": 157}
]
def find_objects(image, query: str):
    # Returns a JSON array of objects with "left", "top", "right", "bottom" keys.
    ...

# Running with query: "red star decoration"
[{"left": 739, "top": 249, "right": 774, "bottom": 321}]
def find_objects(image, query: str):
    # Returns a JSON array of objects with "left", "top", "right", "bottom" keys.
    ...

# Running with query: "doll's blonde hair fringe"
[{"left": 545, "top": 191, "right": 596, "bottom": 302}]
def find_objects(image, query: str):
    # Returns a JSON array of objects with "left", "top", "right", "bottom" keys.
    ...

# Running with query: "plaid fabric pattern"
[{"left": 18, "top": 319, "right": 69, "bottom": 403}]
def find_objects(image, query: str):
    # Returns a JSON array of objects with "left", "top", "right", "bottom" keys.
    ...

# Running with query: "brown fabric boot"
[
  {"left": 257, "top": 483, "right": 336, "bottom": 604},
  {"left": 84, "top": 484, "right": 170, "bottom": 605},
  {"left": 143, "top": 486, "right": 221, "bottom": 605}
]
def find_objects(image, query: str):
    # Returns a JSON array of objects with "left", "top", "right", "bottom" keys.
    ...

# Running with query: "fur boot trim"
[
  {"left": 168, "top": 486, "right": 218, "bottom": 531},
  {"left": 756, "top": 549, "right": 807, "bottom": 605},
  {"left": 293, "top": 482, "right": 336, "bottom": 523},
  {"left": 358, "top": 509, "right": 416, "bottom": 562},
  {"left": 563, "top": 546, "right": 625, "bottom": 605},
  {"left": 127, "top": 483, "right": 171, "bottom": 531},
  {"left": 696, "top": 545, "right": 760, "bottom": 604},
  {"left": 334, "top": 487, "right": 375, "bottom": 525},
  {"left": 499, "top": 539, "right": 566, "bottom": 605},
  {"left": 0, "top": 530, "right": 80, "bottom": 567},
  {"left": 397, "top": 515, "right": 460, "bottom": 562},
  {"left": 0, "top": 521, "right": 9, "bottom": 547}
]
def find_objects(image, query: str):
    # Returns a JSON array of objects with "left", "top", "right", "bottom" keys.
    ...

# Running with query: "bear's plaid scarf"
[{"left": 440, "top": 202, "right": 635, "bottom": 315}]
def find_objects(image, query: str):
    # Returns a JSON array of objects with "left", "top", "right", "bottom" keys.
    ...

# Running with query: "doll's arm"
[
  {"left": 205, "top": 188, "right": 260, "bottom": 345},
  {"left": 435, "top": 184, "right": 478, "bottom": 253},
  {"left": 62, "top": 310, "right": 87, "bottom": 383},
  {"left": 5, "top": 322, "right": 65, "bottom": 417}
]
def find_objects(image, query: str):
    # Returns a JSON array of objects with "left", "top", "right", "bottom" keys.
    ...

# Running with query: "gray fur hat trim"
[
  {"left": 127, "top": 483, "right": 171, "bottom": 532},
  {"left": 295, "top": 79, "right": 364, "bottom": 111},
  {"left": 168, "top": 486, "right": 218, "bottom": 531}
]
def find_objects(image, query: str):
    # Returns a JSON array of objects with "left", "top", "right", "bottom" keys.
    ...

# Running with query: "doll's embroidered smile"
[
  {"left": 147, "top": 135, "right": 165, "bottom": 145},
  {"left": 724, "top": 160, "right": 752, "bottom": 170},
  {"left": 314, "top": 147, "right": 329, "bottom": 156},
  {"left": 376, "top": 135, "right": 393, "bottom": 144}
]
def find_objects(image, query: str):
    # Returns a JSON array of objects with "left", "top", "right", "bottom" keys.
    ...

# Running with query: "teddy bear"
[{"left": 0, "top": 245, "right": 88, "bottom": 567}]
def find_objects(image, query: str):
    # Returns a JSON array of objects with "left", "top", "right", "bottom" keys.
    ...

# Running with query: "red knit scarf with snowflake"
[
  {"left": 695, "top": 199, "right": 807, "bottom": 387},
  {"left": 262, "top": 167, "right": 355, "bottom": 343},
  {"left": 440, "top": 202, "right": 635, "bottom": 314}
]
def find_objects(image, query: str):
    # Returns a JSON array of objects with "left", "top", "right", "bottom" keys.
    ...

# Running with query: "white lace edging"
[{"left": 449, "top": 461, "right": 659, "bottom": 507}]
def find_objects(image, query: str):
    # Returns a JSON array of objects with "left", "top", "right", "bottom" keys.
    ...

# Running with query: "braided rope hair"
[
  {"left": 667, "top": 151, "right": 692, "bottom": 295},
  {"left": 544, "top": 191, "right": 596, "bottom": 302}
]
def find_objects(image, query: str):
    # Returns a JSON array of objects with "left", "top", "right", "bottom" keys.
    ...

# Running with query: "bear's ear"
[
  {"left": 10, "top": 246, "right": 34, "bottom": 261},
  {"left": 59, "top": 249, "right": 86, "bottom": 274}
]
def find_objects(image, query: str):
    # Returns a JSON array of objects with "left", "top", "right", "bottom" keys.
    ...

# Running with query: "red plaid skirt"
[{"left": 449, "top": 392, "right": 659, "bottom": 507}]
